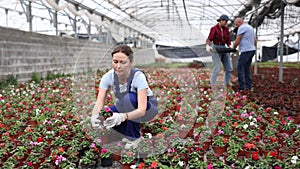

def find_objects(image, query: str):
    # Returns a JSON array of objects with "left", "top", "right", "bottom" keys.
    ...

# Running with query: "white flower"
[
  {"left": 144, "top": 133, "right": 152, "bottom": 139},
  {"left": 291, "top": 156, "right": 298, "bottom": 164},
  {"left": 130, "top": 164, "right": 137, "bottom": 169},
  {"left": 273, "top": 111, "right": 278, "bottom": 115},
  {"left": 243, "top": 124, "right": 249, "bottom": 129},
  {"left": 250, "top": 122, "right": 255, "bottom": 126},
  {"left": 249, "top": 116, "right": 253, "bottom": 120},
  {"left": 178, "top": 161, "right": 185, "bottom": 167}
]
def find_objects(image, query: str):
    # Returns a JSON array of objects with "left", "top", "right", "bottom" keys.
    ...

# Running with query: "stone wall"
[{"left": 0, "top": 26, "right": 155, "bottom": 82}]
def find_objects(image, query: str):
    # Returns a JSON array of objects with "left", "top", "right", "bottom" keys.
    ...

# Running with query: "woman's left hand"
[{"left": 103, "top": 113, "right": 125, "bottom": 129}]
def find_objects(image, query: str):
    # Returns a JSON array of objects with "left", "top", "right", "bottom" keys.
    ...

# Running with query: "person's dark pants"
[
  {"left": 237, "top": 50, "right": 256, "bottom": 90},
  {"left": 109, "top": 93, "right": 158, "bottom": 140}
]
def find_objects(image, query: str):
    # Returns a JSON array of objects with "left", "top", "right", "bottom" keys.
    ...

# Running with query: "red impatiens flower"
[
  {"left": 269, "top": 151, "right": 277, "bottom": 157},
  {"left": 36, "top": 137, "right": 43, "bottom": 143},
  {"left": 150, "top": 161, "right": 158, "bottom": 168},
  {"left": 252, "top": 152, "right": 259, "bottom": 160},
  {"left": 161, "top": 126, "right": 168, "bottom": 131},
  {"left": 265, "top": 107, "right": 272, "bottom": 113},
  {"left": 27, "top": 161, "right": 33, "bottom": 166},
  {"left": 245, "top": 142, "right": 256, "bottom": 150},
  {"left": 195, "top": 147, "right": 201, "bottom": 151},
  {"left": 138, "top": 162, "right": 145, "bottom": 169},
  {"left": 233, "top": 122, "right": 238, "bottom": 128},
  {"left": 126, "top": 151, "right": 133, "bottom": 156},
  {"left": 281, "top": 120, "right": 287, "bottom": 125},
  {"left": 270, "top": 136, "right": 277, "bottom": 142},
  {"left": 58, "top": 147, "right": 64, "bottom": 153}
]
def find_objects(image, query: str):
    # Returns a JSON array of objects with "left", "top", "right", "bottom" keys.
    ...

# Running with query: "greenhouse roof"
[{"left": 1, "top": 0, "right": 300, "bottom": 45}]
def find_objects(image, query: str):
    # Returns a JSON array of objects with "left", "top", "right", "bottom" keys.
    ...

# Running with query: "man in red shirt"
[{"left": 206, "top": 14, "right": 233, "bottom": 91}]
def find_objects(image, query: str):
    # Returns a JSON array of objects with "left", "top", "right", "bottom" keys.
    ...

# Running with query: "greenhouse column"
[
  {"left": 26, "top": 0, "right": 32, "bottom": 32},
  {"left": 297, "top": 32, "right": 300, "bottom": 63},
  {"left": 279, "top": 0, "right": 285, "bottom": 82}
]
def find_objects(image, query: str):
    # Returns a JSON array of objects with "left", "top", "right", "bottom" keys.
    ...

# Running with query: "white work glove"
[
  {"left": 103, "top": 113, "right": 125, "bottom": 129},
  {"left": 91, "top": 114, "right": 101, "bottom": 128},
  {"left": 206, "top": 45, "right": 212, "bottom": 52}
]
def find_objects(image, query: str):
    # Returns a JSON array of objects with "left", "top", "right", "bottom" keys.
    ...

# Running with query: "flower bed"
[{"left": 0, "top": 66, "right": 299, "bottom": 168}]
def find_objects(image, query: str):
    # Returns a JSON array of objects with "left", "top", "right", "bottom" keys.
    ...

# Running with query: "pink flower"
[
  {"left": 256, "top": 116, "right": 261, "bottom": 122},
  {"left": 195, "top": 147, "right": 201, "bottom": 151},
  {"left": 207, "top": 163, "right": 214, "bottom": 169},
  {"left": 117, "top": 141, "right": 122, "bottom": 147},
  {"left": 55, "top": 155, "right": 66, "bottom": 165},
  {"left": 27, "top": 162, "right": 33, "bottom": 166},
  {"left": 96, "top": 138, "right": 102, "bottom": 143},
  {"left": 241, "top": 95, "right": 247, "bottom": 100},
  {"left": 241, "top": 113, "right": 249, "bottom": 118},
  {"left": 167, "top": 148, "right": 175, "bottom": 153},
  {"left": 217, "top": 130, "right": 224, "bottom": 135},
  {"left": 101, "top": 148, "right": 108, "bottom": 154},
  {"left": 90, "top": 143, "right": 96, "bottom": 148},
  {"left": 105, "top": 106, "right": 111, "bottom": 112}
]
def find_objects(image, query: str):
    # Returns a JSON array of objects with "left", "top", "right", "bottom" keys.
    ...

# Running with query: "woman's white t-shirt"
[{"left": 99, "top": 69, "right": 154, "bottom": 96}]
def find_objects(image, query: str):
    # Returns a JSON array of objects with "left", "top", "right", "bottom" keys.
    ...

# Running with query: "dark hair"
[{"left": 111, "top": 45, "right": 134, "bottom": 62}]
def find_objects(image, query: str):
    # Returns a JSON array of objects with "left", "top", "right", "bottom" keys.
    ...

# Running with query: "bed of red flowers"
[
  {"left": 0, "top": 64, "right": 299, "bottom": 169},
  {"left": 232, "top": 67, "right": 299, "bottom": 115}
]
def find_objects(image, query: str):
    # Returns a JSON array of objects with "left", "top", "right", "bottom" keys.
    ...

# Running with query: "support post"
[{"left": 279, "top": 0, "right": 284, "bottom": 82}]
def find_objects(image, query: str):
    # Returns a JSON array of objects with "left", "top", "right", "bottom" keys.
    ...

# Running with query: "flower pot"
[
  {"left": 194, "top": 122, "right": 204, "bottom": 128},
  {"left": 120, "top": 161, "right": 136, "bottom": 169},
  {"left": 101, "top": 156, "right": 113, "bottom": 167},
  {"left": 178, "top": 130, "right": 188, "bottom": 139},
  {"left": 100, "top": 133, "right": 113, "bottom": 144},
  {"left": 43, "top": 146, "right": 51, "bottom": 157},
  {"left": 160, "top": 160, "right": 171, "bottom": 167},
  {"left": 212, "top": 145, "right": 226, "bottom": 156},
  {"left": 202, "top": 140, "right": 211, "bottom": 151},
  {"left": 113, "top": 153, "right": 121, "bottom": 161},
  {"left": 180, "top": 153, "right": 188, "bottom": 163},
  {"left": 80, "top": 160, "right": 97, "bottom": 169}
]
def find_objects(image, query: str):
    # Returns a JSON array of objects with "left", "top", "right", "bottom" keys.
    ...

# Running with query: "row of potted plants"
[{"left": 0, "top": 67, "right": 299, "bottom": 168}]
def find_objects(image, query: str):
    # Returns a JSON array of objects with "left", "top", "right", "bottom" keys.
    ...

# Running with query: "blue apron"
[{"left": 109, "top": 68, "right": 158, "bottom": 139}]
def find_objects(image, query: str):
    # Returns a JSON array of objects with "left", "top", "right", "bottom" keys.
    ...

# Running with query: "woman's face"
[{"left": 112, "top": 52, "right": 132, "bottom": 77}]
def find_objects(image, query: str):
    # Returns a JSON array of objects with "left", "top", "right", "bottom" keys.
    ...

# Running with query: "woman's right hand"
[{"left": 103, "top": 113, "right": 126, "bottom": 129}]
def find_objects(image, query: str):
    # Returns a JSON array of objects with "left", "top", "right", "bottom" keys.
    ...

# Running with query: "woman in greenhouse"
[{"left": 90, "top": 44, "right": 158, "bottom": 149}]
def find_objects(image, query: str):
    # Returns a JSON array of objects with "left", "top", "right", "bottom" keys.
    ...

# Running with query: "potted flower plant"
[
  {"left": 78, "top": 148, "right": 98, "bottom": 168},
  {"left": 99, "top": 148, "right": 113, "bottom": 167},
  {"left": 120, "top": 150, "right": 136, "bottom": 169},
  {"left": 3, "top": 157, "right": 18, "bottom": 168},
  {"left": 100, "top": 106, "right": 113, "bottom": 120},
  {"left": 212, "top": 135, "right": 227, "bottom": 156},
  {"left": 279, "top": 117, "right": 296, "bottom": 135}
]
